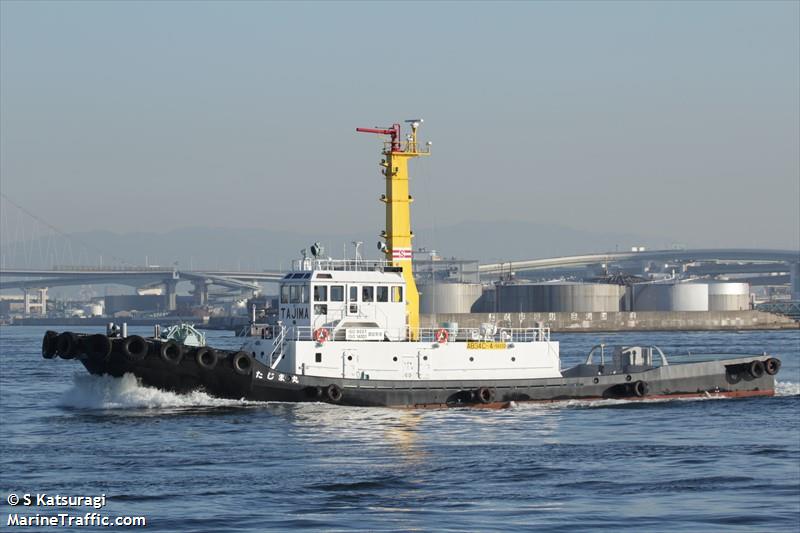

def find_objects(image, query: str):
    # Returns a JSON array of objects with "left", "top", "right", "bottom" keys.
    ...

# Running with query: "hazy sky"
[{"left": 1, "top": 1, "right": 798, "bottom": 251}]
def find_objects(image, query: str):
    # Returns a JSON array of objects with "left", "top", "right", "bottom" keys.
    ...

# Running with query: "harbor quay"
[{"left": 421, "top": 310, "right": 797, "bottom": 333}]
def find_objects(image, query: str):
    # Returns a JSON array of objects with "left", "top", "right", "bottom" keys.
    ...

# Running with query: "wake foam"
[
  {"left": 59, "top": 373, "right": 250, "bottom": 411},
  {"left": 776, "top": 381, "right": 800, "bottom": 397}
]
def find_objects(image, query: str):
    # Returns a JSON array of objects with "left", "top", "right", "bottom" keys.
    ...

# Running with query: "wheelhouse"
[{"left": 279, "top": 258, "right": 408, "bottom": 341}]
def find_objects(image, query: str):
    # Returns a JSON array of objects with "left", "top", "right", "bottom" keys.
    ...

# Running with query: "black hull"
[{"left": 46, "top": 331, "right": 779, "bottom": 408}]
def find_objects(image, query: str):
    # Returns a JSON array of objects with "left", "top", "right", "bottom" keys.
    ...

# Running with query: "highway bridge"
[
  {"left": 0, "top": 266, "right": 283, "bottom": 310},
  {"left": 478, "top": 248, "right": 799, "bottom": 274}
]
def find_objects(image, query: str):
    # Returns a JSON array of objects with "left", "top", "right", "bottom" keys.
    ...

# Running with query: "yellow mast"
[{"left": 357, "top": 120, "right": 430, "bottom": 339}]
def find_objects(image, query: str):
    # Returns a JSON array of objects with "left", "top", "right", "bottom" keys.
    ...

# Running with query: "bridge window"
[
  {"left": 290, "top": 285, "right": 301, "bottom": 303},
  {"left": 349, "top": 286, "right": 358, "bottom": 302},
  {"left": 330, "top": 285, "right": 344, "bottom": 302},
  {"left": 314, "top": 285, "right": 327, "bottom": 302},
  {"left": 362, "top": 286, "right": 374, "bottom": 302},
  {"left": 280, "top": 285, "right": 289, "bottom": 304},
  {"left": 392, "top": 286, "right": 403, "bottom": 303},
  {"left": 377, "top": 286, "right": 389, "bottom": 302}
]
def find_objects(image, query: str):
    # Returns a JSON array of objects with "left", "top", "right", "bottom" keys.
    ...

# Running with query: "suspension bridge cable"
[{"left": 0, "top": 192, "right": 133, "bottom": 266}]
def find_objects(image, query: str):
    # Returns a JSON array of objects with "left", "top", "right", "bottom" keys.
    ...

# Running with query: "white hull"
[{"left": 242, "top": 338, "right": 562, "bottom": 381}]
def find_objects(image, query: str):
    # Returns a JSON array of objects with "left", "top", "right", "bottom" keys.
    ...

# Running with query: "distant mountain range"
[{"left": 1, "top": 220, "right": 662, "bottom": 271}]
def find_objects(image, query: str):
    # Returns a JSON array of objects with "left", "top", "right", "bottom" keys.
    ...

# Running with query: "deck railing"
[
  {"left": 290, "top": 258, "right": 393, "bottom": 273},
  {"left": 253, "top": 324, "right": 550, "bottom": 344}
]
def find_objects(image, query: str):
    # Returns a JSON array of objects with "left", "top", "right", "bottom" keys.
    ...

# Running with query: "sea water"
[{"left": 1, "top": 326, "right": 798, "bottom": 532}]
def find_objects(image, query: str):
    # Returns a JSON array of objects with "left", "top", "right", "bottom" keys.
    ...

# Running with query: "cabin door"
[
  {"left": 401, "top": 355, "right": 416, "bottom": 380},
  {"left": 346, "top": 285, "right": 359, "bottom": 317},
  {"left": 342, "top": 350, "right": 359, "bottom": 379},
  {"left": 417, "top": 351, "right": 431, "bottom": 379}
]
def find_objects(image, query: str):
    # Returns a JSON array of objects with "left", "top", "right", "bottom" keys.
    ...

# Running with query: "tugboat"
[{"left": 41, "top": 120, "right": 782, "bottom": 407}]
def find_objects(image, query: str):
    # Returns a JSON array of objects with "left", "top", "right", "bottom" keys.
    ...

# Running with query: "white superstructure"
[{"left": 242, "top": 257, "right": 562, "bottom": 381}]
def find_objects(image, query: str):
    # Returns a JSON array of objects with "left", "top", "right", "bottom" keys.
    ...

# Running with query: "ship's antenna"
[{"left": 352, "top": 241, "right": 363, "bottom": 265}]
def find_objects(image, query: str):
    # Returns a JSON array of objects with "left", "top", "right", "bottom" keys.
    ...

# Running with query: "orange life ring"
[
  {"left": 435, "top": 328, "right": 449, "bottom": 344},
  {"left": 314, "top": 328, "right": 330, "bottom": 343}
]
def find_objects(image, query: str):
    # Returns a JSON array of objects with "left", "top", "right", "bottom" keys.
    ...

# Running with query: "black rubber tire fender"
[
  {"left": 122, "top": 335, "right": 149, "bottom": 361},
  {"left": 748, "top": 360, "right": 765, "bottom": 379},
  {"left": 633, "top": 380, "right": 648, "bottom": 397},
  {"left": 160, "top": 340, "right": 183, "bottom": 365},
  {"left": 764, "top": 358, "right": 781, "bottom": 376},
  {"left": 42, "top": 330, "right": 58, "bottom": 359},
  {"left": 56, "top": 332, "right": 78, "bottom": 359},
  {"left": 727, "top": 369, "right": 742, "bottom": 384},
  {"left": 85, "top": 334, "right": 112, "bottom": 362},
  {"left": 477, "top": 387, "right": 493, "bottom": 404},
  {"left": 326, "top": 384, "right": 343, "bottom": 402},
  {"left": 196, "top": 347, "right": 218, "bottom": 371},
  {"left": 232, "top": 351, "right": 253, "bottom": 376},
  {"left": 305, "top": 386, "right": 324, "bottom": 399}
]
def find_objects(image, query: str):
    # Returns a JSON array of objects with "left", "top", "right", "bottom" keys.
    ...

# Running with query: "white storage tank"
[
  {"left": 418, "top": 282, "right": 483, "bottom": 314},
  {"left": 628, "top": 282, "right": 709, "bottom": 311},
  {"left": 707, "top": 282, "right": 750, "bottom": 311},
  {"left": 83, "top": 302, "right": 105, "bottom": 317},
  {"left": 494, "top": 283, "right": 625, "bottom": 312}
]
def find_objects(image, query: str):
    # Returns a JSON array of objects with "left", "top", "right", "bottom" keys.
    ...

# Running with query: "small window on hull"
[{"left": 315, "top": 353, "right": 322, "bottom": 363}]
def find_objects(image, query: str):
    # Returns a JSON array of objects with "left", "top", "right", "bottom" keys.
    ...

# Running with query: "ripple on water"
[{"left": 0, "top": 327, "right": 798, "bottom": 532}]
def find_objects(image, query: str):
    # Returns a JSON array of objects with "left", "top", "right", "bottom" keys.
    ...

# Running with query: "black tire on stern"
[
  {"left": 748, "top": 360, "right": 765, "bottom": 379},
  {"left": 85, "top": 334, "right": 112, "bottom": 362},
  {"left": 232, "top": 351, "right": 253, "bottom": 376},
  {"left": 56, "top": 332, "right": 78, "bottom": 359},
  {"left": 633, "top": 380, "right": 648, "bottom": 397},
  {"left": 122, "top": 335, "right": 149, "bottom": 361},
  {"left": 196, "top": 347, "right": 218, "bottom": 370},
  {"left": 42, "top": 330, "right": 59, "bottom": 359},
  {"left": 764, "top": 358, "right": 781, "bottom": 376},
  {"left": 160, "top": 340, "right": 183, "bottom": 365},
  {"left": 727, "top": 369, "right": 742, "bottom": 384}
]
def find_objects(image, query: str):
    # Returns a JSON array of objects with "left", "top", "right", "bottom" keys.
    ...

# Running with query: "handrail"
[
  {"left": 290, "top": 258, "right": 392, "bottom": 272},
  {"left": 269, "top": 326, "right": 286, "bottom": 369},
  {"left": 583, "top": 345, "right": 670, "bottom": 367},
  {"left": 255, "top": 324, "right": 550, "bottom": 343}
]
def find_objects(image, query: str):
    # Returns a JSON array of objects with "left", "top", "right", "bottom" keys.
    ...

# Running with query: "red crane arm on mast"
[{"left": 356, "top": 123, "right": 402, "bottom": 152}]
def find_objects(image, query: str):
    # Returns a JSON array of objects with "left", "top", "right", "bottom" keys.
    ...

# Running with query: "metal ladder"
[{"left": 269, "top": 326, "right": 287, "bottom": 370}]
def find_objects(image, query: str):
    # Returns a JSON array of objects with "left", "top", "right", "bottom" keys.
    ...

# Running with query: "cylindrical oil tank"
[
  {"left": 707, "top": 282, "right": 750, "bottom": 311},
  {"left": 83, "top": 303, "right": 105, "bottom": 317},
  {"left": 494, "top": 283, "right": 624, "bottom": 312},
  {"left": 418, "top": 283, "right": 483, "bottom": 314},
  {"left": 628, "top": 283, "right": 709, "bottom": 311}
]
